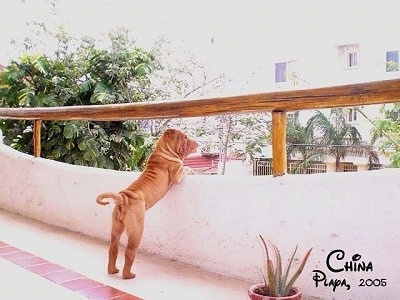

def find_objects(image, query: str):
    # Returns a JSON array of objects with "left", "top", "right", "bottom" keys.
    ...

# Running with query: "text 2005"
[{"left": 359, "top": 278, "right": 387, "bottom": 287}]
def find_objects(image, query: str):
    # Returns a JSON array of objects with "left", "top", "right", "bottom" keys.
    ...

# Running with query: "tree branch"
[
  {"left": 183, "top": 75, "right": 224, "bottom": 98},
  {"left": 355, "top": 107, "right": 400, "bottom": 149}
]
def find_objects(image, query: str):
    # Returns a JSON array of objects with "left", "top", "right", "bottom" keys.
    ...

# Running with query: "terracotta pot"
[{"left": 248, "top": 283, "right": 302, "bottom": 300}]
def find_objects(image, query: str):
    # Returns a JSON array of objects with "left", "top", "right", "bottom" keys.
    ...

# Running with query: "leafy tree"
[
  {"left": 286, "top": 122, "right": 324, "bottom": 174},
  {"left": 370, "top": 103, "right": 400, "bottom": 167},
  {"left": 305, "top": 109, "right": 378, "bottom": 171},
  {"left": 131, "top": 37, "right": 270, "bottom": 175},
  {"left": 1, "top": 3, "right": 272, "bottom": 174},
  {"left": 189, "top": 113, "right": 271, "bottom": 175},
  {"left": 0, "top": 31, "right": 155, "bottom": 171},
  {"left": 139, "top": 37, "right": 226, "bottom": 136}
]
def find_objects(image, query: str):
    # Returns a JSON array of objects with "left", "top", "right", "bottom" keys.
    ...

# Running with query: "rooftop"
[{"left": 184, "top": 153, "right": 219, "bottom": 174}]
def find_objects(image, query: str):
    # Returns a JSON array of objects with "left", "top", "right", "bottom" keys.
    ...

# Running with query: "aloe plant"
[{"left": 258, "top": 235, "right": 313, "bottom": 297}]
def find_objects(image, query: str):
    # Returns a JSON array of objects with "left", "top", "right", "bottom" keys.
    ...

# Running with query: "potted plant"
[{"left": 248, "top": 235, "right": 313, "bottom": 300}]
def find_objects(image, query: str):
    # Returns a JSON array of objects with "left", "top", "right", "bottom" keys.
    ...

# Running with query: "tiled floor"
[
  {"left": 0, "top": 209, "right": 251, "bottom": 299},
  {"left": 0, "top": 241, "right": 142, "bottom": 299}
]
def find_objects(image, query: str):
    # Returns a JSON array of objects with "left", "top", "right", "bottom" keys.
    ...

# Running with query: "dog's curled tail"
[{"left": 96, "top": 192, "right": 122, "bottom": 205}]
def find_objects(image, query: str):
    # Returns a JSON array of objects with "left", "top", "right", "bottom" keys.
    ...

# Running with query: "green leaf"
[
  {"left": 78, "top": 139, "right": 88, "bottom": 151},
  {"left": 5, "top": 68, "right": 23, "bottom": 83},
  {"left": 79, "top": 79, "right": 94, "bottom": 94},
  {"left": 90, "top": 82, "right": 111, "bottom": 104},
  {"left": 83, "top": 147, "right": 98, "bottom": 161},
  {"left": 65, "top": 139, "right": 75, "bottom": 150},
  {"left": 259, "top": 235, "right": 312, "bottom": 297},
  {"left": 18, "top": 86, "right": 36, "bottom": 106},
  {"left": 34, "top": 56, "right": 49, "bottom": 75},
  {"left": 63, "top": 123, "right": 76, "bottom": 139},
  {"left": 38, "top": 94, "right": 57, "bottom": 107},
  {"left": 283, "top": 247, "right": 313, "bottom": 296},
  {"left": 135, "top": 63, "right": 151, "bottom": 76}
]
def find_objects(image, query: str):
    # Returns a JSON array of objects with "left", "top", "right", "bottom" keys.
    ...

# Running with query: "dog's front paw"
[
  {"left": 122, "top": 272, "right": 136, "bottom": 279},
  {"left": 108, "top": 266, "right": 119, "bottom": 274}
]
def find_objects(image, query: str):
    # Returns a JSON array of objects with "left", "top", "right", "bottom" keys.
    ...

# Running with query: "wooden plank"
[
  {"left": 272, "top": 111, "right": 287, "bottom": 176},
  {"left": 33, "top": 119, "right": 42, "bottom": 157},
  {"left": 0, "top": 79, "right": 400, "bottom": 121}
]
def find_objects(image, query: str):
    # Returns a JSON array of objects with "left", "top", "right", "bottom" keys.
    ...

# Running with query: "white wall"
[{"left": 1, "top": 143, "right": 399, "bottom": 300}]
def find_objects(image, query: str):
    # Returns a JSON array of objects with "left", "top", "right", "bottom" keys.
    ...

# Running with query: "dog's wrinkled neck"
[{"left": 157, "top": 143, "right": 183, "bottom": 163}]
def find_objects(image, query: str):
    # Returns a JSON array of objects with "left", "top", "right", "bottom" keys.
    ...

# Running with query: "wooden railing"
[{"left": 1, "top": 78, "right": 400, "bottom": 176}]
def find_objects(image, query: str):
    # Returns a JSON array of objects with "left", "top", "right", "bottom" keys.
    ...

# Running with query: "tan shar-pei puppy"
[{"left": 96, "top": 128, "right": 198, "bottom": 279}]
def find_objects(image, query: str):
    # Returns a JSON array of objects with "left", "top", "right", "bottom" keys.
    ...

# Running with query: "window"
[
  {"left": 348, "top": 108, "right": 357, "bottom": 122},
  {"left": 287, "top": 111, "right": 300, "bottom": 125},
  {"left": 391, "top": 111, "right": 400, "bottom": 120},
  {"left": 338, "top": 44, "right": 359, "bottom": 70},
  {"left": 342, "top": 163, "right": 357, "bottom": 172},
  {"left": 348, "top": 53, "right": 358, "bottom": 68},
  {"left": 275, "top": 61, "right": 297, "bottom": 83},
  {"left": 386, "top": 50, "right": 399, "bottom": 72},
  {"left": 275, "top": 62, "right": 287, "bottom": 83},
  {"left": 385, "top": 109, "right": 400, "bottom": 120}
]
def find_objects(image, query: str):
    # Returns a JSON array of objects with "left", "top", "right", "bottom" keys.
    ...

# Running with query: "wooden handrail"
[
  {"left": 0, "top": 79, "right": 400, "bottom": 121},
  {"left": 1, "top": 78, "right": 400, "bottom": 176}
]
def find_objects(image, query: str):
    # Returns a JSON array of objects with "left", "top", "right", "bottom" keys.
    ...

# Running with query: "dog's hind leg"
[
  {"left": 108, "top": 206, "right": 125, "bottom": 275},
  {"left": 122, "top": 203, "right": 145, "bottom": 279}
]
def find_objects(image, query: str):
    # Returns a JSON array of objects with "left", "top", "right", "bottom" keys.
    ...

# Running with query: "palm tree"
[
  {"left": 286, "top": 122, "right": 325, "bottom": 174},
  {"left": 306, "top": 109, "right": 378, "bottom": 172}
]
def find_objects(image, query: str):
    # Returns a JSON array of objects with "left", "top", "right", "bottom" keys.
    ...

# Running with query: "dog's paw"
[
  {"left": 122, "top": 272, "right": 136, "bottom": 279},
  {"left": 108, "top": 267, "right": 120, "bottom": 274}
]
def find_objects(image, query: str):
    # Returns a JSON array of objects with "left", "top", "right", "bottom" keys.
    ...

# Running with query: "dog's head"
[{"left": 160, "top": 128, "right": 198, "bottom": 159}]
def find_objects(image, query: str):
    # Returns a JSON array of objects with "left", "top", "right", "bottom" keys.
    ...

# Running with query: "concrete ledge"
[{"left": 1, "top": 143, "right": 399, "bottom": 299}]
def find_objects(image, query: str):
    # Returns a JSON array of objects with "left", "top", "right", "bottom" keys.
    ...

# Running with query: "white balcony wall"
[{"left": 0, "top": 143, "right": 399, "bottom": 300}]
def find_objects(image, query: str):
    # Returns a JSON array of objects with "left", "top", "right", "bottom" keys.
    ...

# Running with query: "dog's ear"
[
  {"left": 178, "top": 133, "right": 188, "bottom": 157},
  {"left": 163, "top": 128, "right": 177, "bottom": 138}
]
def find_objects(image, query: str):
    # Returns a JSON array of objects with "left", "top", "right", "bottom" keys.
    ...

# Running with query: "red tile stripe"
[{"left": 0, "top": 241, "right": 143, "bottom": 300}]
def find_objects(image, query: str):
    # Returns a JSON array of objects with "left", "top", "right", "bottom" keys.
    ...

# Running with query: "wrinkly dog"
[{"left": 96, "top": 128, "right": 198, "bottom": 279}]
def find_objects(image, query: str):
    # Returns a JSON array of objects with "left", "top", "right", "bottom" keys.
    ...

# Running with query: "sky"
[{"left": 1, "top": 0, "right": 399, "bottom": 91}]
